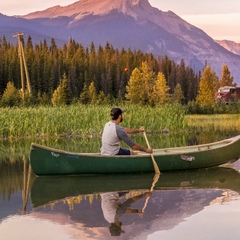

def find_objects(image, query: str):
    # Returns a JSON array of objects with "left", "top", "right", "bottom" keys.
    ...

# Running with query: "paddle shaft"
[
  {"left": 141, "top": 173, "right": 160, "bottom": 213},
  {"left": 143, "top": 131, "right": 160, "bottom": 174}
]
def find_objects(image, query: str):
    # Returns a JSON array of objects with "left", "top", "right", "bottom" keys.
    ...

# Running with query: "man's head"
[
  {"left": 110, "top": 107, "right": 126, "bottom": 121},
  {"left": 109, "top": 222, "right": 124, "bottom": 236}
]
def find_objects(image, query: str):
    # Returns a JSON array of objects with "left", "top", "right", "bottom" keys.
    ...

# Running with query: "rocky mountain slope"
[
  {"left": 215, "top": 40, "right": 240, "bottom": 56},
  {"left": 1, "top": 0, "right": 240, "bottom": 84}
]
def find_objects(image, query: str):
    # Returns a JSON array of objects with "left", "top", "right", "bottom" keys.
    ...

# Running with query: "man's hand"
[
  {"left": 145, "top": 148, "right": 153, "bottom": 154},
  {"left": 138, "top": 126, "right": 145, "bottom": 132}
]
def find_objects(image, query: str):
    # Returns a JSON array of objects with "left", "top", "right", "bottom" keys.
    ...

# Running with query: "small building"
[{"left": 215, "top": 86, "right": 240, "bottom": 103}]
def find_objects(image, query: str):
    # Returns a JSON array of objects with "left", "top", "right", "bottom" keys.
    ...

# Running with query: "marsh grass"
[
  {"left": 186, "top": 114, "right": 240, "bottom": 133},
  {"left": 0, "top": 104, "right": 187, "bottom": 140},
  {"left": 2, "top": 104, "right": 240, "bottom": 140}
]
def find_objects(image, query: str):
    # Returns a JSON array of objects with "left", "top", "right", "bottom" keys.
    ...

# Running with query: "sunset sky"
[{"left": 0, "top": 0, "right": 239, "bottom": 42}]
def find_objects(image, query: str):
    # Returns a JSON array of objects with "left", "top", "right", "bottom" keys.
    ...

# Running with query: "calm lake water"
[{"left": 1, "top": 132, "right": 240, "bottom": 240}]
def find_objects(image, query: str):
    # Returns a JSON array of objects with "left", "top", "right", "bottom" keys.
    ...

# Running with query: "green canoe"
[{"left": 30, "top": 135, "right": 240, "bottom": 175}]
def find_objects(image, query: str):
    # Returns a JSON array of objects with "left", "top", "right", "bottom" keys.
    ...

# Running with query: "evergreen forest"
[{"left": 0, "top": 35, "right": 237, "bottom": 113}]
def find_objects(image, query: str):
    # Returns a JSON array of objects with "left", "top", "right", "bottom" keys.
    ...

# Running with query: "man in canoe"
[{"left": 101, "top": 107, "right": 153, "bottom": 155}]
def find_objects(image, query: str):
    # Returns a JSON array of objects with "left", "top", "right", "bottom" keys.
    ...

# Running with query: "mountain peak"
[{"left": 24, "top": 0, "right": 155, "bottom": 20}]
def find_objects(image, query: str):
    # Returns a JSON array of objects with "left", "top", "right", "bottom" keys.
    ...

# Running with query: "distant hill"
[
  {"left": 1, "top": 0, "right": 240, "bottom": 84},
  {"left": 215, "top": 40, "right": 240, "bottom": 56}
]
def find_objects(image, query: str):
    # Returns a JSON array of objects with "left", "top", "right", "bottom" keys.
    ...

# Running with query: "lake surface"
[{"left": 1, "top": 133, "right": 240, "bottom": 240}]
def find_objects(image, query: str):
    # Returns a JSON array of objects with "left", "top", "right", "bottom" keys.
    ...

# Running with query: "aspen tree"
[
  {"left": 219, "top": 65, "right": 234, "bottom": 87},
  {"left": 172, "top": 83, "right": 184, "bottom": 104},
  {"left": 125, "top": 61, "right": 156, "bottom": 104},
  {"left": 196, "top": 65, "right": 219, "bottom": 108},
  {"left": 0, "top": 81, "right": 21, "bottom": 106},
  {"left": 151, "top": 72, "right": 170, "bottom": 105},
  {"left": 51, "top": 74, "right": 71, "bottom": 105}
]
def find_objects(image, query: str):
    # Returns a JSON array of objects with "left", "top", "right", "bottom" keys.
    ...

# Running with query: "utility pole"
[{"left": 13, "top": 32, "right": 32, "bottom": 100}]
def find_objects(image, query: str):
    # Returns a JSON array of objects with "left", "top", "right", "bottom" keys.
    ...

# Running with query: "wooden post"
[
  {"left": 20, "top": 39, "right": 32, "bottom": 96},
  {"left": 13, "top": 32, "right": 32, "bottom": 99}
]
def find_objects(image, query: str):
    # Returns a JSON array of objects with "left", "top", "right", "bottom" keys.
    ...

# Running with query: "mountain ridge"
[{"left": 215, "top": 40, "right": 240, "bottom": 56}]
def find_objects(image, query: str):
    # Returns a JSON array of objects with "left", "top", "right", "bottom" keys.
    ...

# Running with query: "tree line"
[{"left": 0, "top": 35, "right": 236, "bottom": 111}]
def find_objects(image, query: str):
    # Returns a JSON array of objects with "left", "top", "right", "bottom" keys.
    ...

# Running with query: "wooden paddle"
[
  {"left": 141, "top": 173, "right": 160, "bottom": 214},
  {"left": 143, "top": 131, "right": 160, "bottom": 174}
]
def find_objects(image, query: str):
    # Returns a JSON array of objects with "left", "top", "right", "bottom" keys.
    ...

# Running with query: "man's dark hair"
[{"left": 110, "top": 107, "right": 125, "bottom": 120}]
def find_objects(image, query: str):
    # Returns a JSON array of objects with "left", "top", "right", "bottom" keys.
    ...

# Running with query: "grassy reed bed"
[
  {"left": 186, "top": 114, "right": 240, "bottom": 133},
  {"left": 0, "top": 104, "right": 187, "bottom": 140}
]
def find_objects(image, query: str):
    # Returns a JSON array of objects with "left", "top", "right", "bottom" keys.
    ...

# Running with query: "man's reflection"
[{"left": 100, "top": 191, "right": 152, "bottom": 236}]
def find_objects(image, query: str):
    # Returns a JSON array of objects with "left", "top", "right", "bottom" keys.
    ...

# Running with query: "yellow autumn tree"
[
  {"left": 196, "top": 65, "right": 219, "bottom": 108},
  {"left": 97, "top": 90, "right": 107, "bottom": 104},
  {"left": 79, "top": 83, "right": 90, "bottom": 104},
  {"left": 80, "top": 81, "right": 98, "bottom": 104},
  {"left": 125, "top": 61, "right": 156, "bottom": 104},
  {"left": 0, "top": 81, "right": 21, "bottom": 106},
  {"left": 219, "top": 64, "right": 234, "bottom": 87},
  {"left": 88, "top": 82, "right": 98, "bottom": 104},
  {"left": 150, "top": 72, "right": 170, "bottom": 105},
  {"left": 172, "top": 83, "right": 184, "bottom": 104},
  {"left": 51, "top": 74, "right": 71, "bottom": 105}
]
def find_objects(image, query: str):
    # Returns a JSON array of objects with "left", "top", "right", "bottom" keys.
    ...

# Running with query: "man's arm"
[
  {"left": 132, "top": 143, "right": 152, "bottom": 153},
  {"left": 117, "top": 125, "right": 152, "bottom": 153},
  {"left": 124, "top": 126, "right": 145, "bottom": 134}
]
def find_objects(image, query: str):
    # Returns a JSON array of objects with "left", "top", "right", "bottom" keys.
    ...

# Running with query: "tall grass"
[
  {"left": 186, "top": 114, "right": 240, "bottom": 133},
  {"left": 121, "top": 104, "right": 187, "bottom": 132},
  {"left": 0, "top": 104, "right": 187, "bottom": 140}
]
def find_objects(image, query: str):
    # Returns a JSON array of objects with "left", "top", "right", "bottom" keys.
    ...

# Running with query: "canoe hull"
[{"left": 30, "top": 135, "right": 240, "bottom": 175}]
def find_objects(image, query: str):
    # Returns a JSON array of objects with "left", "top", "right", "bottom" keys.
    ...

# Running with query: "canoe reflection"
[{"left": 30, "top": 168, "right": 240, "bottom": 238}]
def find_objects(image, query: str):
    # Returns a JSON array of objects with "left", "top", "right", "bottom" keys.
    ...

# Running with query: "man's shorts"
[{"left": 116, "top": 148, "right": 131, "bottom": 155}]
